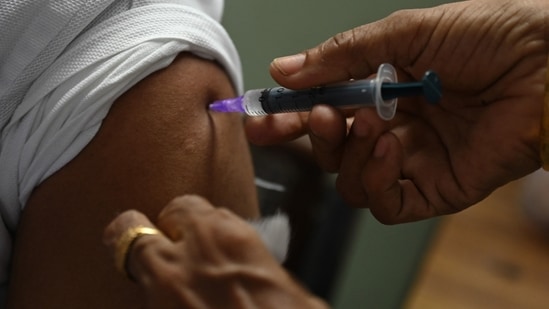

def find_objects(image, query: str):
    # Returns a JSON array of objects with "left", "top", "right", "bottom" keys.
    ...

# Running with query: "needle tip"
[{"left": 209, "top": 96, "right": 245, "bottom": 113}]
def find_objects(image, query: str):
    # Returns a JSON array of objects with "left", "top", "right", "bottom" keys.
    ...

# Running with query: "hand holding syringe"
[{"left": 209, "top": 63, "right": 441, "bottom": 120}]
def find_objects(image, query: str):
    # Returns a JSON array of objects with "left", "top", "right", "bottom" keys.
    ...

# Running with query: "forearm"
[{"left": 7, "top": 53, "right": 258, "bottom": 308}]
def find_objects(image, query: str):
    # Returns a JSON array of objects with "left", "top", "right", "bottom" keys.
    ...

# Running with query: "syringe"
[{"left": 209, "top": 63, "right": 441, "bottom": 120}]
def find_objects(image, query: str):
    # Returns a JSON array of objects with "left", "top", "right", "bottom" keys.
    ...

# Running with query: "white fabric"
[
  {"left": 249, "top": 213, "right": 290, "bottom": 264},
  {"left": 0, "top": 0, "right": 242, "bottom": 287}
]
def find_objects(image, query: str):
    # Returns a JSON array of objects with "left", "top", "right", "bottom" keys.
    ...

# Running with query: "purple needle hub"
[{"left": 209, "top": 96, "right": 245, "bottom": 113}]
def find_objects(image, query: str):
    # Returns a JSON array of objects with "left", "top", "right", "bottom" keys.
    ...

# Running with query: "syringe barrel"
[{"left": 242, "top": 79, "right": 378, "bottom": 116}]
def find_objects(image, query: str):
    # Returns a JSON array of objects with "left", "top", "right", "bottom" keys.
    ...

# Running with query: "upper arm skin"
[{"left": 6, "top": 53, "right": 259, "bottom": 308}]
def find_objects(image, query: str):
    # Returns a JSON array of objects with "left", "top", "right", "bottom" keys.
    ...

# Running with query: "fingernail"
[{"left": 272, "top": 54, "right": 305, "bottom": 76}]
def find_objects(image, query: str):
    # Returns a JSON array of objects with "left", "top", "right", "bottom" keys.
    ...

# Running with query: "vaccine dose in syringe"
[{"left": 209, "top": 63, "right": 441, "bottom": 121}]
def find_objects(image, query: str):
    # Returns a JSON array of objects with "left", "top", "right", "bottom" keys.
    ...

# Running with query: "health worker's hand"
[
  {"left": 245, "top": 0, "right": 548, "bottom": 223},
  {"left": 103, "top": 195, "right": 328, "bottom": 309}
]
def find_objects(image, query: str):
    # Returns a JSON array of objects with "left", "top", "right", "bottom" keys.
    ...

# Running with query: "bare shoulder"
[{"left": 6, "top": 53, "right": 258, "bottom": 308}]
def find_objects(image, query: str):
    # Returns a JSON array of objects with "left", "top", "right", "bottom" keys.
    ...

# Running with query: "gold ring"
[{"left": 115, "top": 225, "right": 162, "bottom": 279}]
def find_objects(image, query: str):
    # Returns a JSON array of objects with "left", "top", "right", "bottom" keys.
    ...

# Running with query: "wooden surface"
[{"left": 404, "top": 179, "right": 549, "bottom": 309}]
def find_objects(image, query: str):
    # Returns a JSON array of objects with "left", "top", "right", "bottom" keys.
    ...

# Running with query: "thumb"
[{"left": 269, "top": 10, "right": 426, "bottom": 89}]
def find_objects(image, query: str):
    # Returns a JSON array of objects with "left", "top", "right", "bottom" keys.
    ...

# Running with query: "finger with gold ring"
[{"left": 115, "top": 225, "right": 163, "bottom": 279}]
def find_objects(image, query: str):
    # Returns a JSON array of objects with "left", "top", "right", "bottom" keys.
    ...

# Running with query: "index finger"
[{"left": 269, "top": 9, "right": 431, "bottom": 89}]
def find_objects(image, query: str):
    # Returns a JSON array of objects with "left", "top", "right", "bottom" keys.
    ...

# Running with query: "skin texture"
[
  {"left": 6, "top": 53, "right": 259, "bottom": 308},
  {"left": 245, "top": 0, "right": 549, "bottom": 224},
  {"left": 103, "top": 195, "right": 329, "bottom": 309}
]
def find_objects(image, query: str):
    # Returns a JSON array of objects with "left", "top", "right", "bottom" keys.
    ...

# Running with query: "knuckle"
[
  {"left": 322, "top": 30, "right": 355, "bottom": 61},
  {"left": 172, "top": 194, "right": 208, "bottom": 206},
  {"left": 319, "top": 28, "right": 368, "bottom": 79},
  {"left": 329, "top": 31, "right": 350, "bottom": 51},
  {"left": 386, "top": 8, "right": 409, "bottom": 21},
  {"left": 164, "top": 195, "right": 209, "bottom": 215}
]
